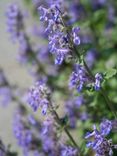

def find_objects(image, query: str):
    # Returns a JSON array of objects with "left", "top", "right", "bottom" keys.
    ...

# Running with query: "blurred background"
[{"left": 0, "top": 0, "right": 32, "bottom": 151}]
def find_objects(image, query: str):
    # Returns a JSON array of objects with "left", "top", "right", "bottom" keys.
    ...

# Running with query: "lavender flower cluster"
[{"left": 0, "top": 0, "right": 117, "bottom": 156}]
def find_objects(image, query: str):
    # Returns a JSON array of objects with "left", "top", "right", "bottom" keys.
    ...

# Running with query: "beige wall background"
[{"left": 0, "top": 0, "right": 32, "bottom": 153}]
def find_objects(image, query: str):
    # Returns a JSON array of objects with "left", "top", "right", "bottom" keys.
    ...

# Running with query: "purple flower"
[
  {"left": 39, "top": 6, "right": 48, "bottom": 21},
  {"left": 100, "top": 119, "right": 112, "bottom": 136},
  {"left": 72, "top": 27, "right": 80, "bottom": 45},
  {"left": 49, "top": 33, "right": 70, "bottom": 65},
  {"left": 91, "top": 0, "right": 106, "bottom": 10},
  {"left": 94, "top": 73, "right": 103, "bottom": 91},
  {"left": 17, "top": 32, "right": 30, "bottom": 63},
  {"left": 69, "top": 65, "right": 103, "bottom": 92},
  {"left": 40, "top": 117, "right": 60, "bottom": 155},
  {"left": 85, "top": 49, "right": 97, "bottom": 68},
  {"left": 0, "top": 150, "right": 5, "bottom": 156},
  {"left": 13, "top": 106, "right": 41, "bottom": 155},
  {"left": 6, "top": 4, "right": 35, "bottom": 64},
  {"left": 38, "top": 4, "right": 61, "bottom": 24},
  {"left": 108, "top": 5, "right": 115, "bottom": 23},
  {"left": 6, "top": 3, "right": 24, "bottom": 42},
  {"left": 69, "top": 64, "right": 91, "bottom": 92},
  {"left": 68, "top": 1, "right": 85, "bottom": 24},
  {"left": 13, "top": 112, "right": 33, "bottom": 147},
  {"left": 27, "top": 82, "right": 51, "bottom": 115},
  {"left": 61, "top": 145, "right": 78, "bottom": 156},
  {"left": 0, "top": 87, "right": 12, "bottom": 106},
  {"left": 41, "top": 117, "right": 55, "bottom": 135},
  {"left": 33, "top": 150, "right": 45, "bottom": 156},
  {"left": 80, "top": 112, "right": 89, "bottom": 121},
  {"left": 38, "top": 2, "right": 82, "bottom": 65},
  {"left": 85, "top": 125, "right": 113, "bottom": 156},
  {"left": 38, "top": 4, "right": 73, "bottom": 65},
  {"left": 28, "top": 115, "right": 37, "bottom": 126}
]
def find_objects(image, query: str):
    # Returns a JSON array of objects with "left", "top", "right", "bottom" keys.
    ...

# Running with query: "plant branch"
[
  {"left": 51, "top": 109, "right": 81, "bottom": 156},
  {"left": 59, "top": 11, "right": 117, "bottom": 119}
]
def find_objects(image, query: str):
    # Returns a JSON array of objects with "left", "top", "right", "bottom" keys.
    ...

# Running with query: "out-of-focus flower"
[
  {"left": 61, "top": 145, "right": 78, "bottom": 156},
  {"left": 40, "top": 117, "right": 61, "bottom": 156},
  {"left": 94, "top": 73, "right": 103, "bottom": 91},
  {"left": 6, "top": 4, "right": 35, "bottom": 64},
  {"left": 13, "top": 106, "right": 41, "bottom": 155},
  {"left": 6, "top": 3, "right": 24, "bottom": 42},
  {"left": 72, "top": 27, "right": 80, "bottom": 45},
  {"left": 69, "top": 64, "right": 103, "bottom": 92},
  {"left": 65, "top": 95, "right": 88, "bottom": 128},
  {"left": 69, "top": 64, "right": 91, "bottom": 92},
  {"left": 85, "top": 49, "right": 97, "bottom": 68},
  {"left": 100, "top": 119, "right": 112, "bottom": 136},
  {"left": 27, "top": 82, "right": 51, "bottom": 115},
  {"left": 0, "top": 87, "right": 12, "bottom": 106},
  {"left": 85, "top": 124, "right": 114, "bottom": 156},
  {"left": 112, "top": 119, "right": 117, "bottom": 131}
]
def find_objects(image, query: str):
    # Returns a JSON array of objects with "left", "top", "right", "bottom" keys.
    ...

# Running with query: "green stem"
[
  {"left": 64, "top": 127, "right": 79, "bottom": 148},
  {"left": 51, "top": 109, "right": 81, "bottom": 156}
]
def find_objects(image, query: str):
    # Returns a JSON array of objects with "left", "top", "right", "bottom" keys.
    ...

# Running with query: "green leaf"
[{"left": 105, "top": 69, "right": 117, "bottom": 79}]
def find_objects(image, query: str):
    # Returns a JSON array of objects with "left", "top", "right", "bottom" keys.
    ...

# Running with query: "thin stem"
[
  {"left": 64, "top": 127, "right": 79, "bottom": 148},
  {"left": 51, "top": 108, "right": 81, "bottom": 156},
  {"left": 83, "top": 60, "right": 94, "bottom": 79}
]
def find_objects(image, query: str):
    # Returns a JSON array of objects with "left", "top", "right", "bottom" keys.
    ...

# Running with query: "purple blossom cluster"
[
  {"left": 13, "top": 109, "right": 33, "bottom": 152},
  {"left": 40, "top": 117, "right": 79, "bottom": 156},
  {"left": 69, "top": 64, "right": 103, "bottom": 92},
  {"left": 6, "top": 4, "right": 35, "bottom": 63},
  {"left": 27, "top": 82, "right": 51, "bottom": 115},
  {"left": 13, "top": 105, "right": 42, "bottom": 156},
  {"left": 40, "top": 117, "right": 61, "bottom": 156},
  {"left": 38, "top": 4, "right": 70, "bottom": 65},
  {"left": 69, "top": 64, "right": 91, "bottom": 92},
  {"left": 94, "top": 73, "right": 103, "bottom": 91},
  {"left": 61, "top": 145, "right": 78, "bottom": 156},
  {"left": 38, "top": 3, "right": 80, "bottom": 65},
  {"left": 6, "top": 4, "right": 24, "bottom": 42},
  {"left": 85, "top": 119, "right": 117, "bottom": 156}
]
